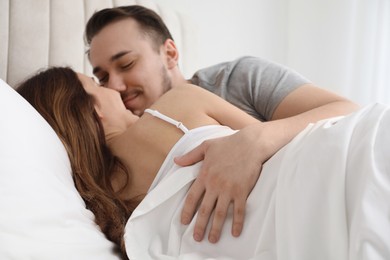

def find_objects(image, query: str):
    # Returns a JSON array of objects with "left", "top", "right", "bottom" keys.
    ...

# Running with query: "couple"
[{"left": 17, "top": 5, "right": 364, "bottom": 259}]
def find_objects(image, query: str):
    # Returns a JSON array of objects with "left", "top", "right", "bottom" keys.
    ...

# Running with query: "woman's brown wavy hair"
[{"left": 17, "top": 67, "right": 137, "bottom": 259}]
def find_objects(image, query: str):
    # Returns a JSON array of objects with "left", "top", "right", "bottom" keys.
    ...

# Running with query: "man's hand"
[
  {"left": 174, "top": 84, "right": 360, "bottom": 244},
  {"left": 174, "top": 127, "right": 264, "bottom": 243}
]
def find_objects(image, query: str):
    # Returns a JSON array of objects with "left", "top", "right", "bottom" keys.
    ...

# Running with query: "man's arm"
[{"left": 175, "top": 83, "right": 359, "bottom": 243}]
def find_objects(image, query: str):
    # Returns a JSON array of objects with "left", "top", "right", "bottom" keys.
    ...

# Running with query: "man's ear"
[{"left": 162, "top": 39, "right": 179, "bottom": 69}]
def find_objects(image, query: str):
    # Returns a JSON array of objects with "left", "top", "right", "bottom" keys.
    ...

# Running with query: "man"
[{"left": 85, "top": 5, "right": 359, "bottom": 244}]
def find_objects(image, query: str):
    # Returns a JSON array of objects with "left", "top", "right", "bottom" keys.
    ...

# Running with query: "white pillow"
[{"left": 0, "top": 79, "right": 121, "bottom": 259}]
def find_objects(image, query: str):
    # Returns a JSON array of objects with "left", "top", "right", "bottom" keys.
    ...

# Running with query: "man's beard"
[{"left": 136, "top": 65, "right": 173, "bottom": 116}]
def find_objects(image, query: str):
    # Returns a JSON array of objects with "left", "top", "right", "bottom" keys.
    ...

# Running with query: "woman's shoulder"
[
  {"left": 172, "top": 83, "right": 205, "bottom": 93},
  {"left": 171, "top": 83, "right": 219, "bottom": 100},
  {"left": 150, "top": 84, "right": 200, "bottom": 112}
]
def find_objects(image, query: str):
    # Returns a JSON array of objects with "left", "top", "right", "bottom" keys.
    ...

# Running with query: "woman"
[
  {"left": 17, "top": 67, "right": 390, "bottom": 260},
  {"left": 17, "top": 68, "right": 132, "bottom": 256},
  {"left": 16, "top": 66, "right": 258, "bottom": 258}
]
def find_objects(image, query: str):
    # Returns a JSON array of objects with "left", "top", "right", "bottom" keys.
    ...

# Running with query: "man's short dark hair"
[{"left": 85, "top": 5, "right": 174, "bottom": 52}]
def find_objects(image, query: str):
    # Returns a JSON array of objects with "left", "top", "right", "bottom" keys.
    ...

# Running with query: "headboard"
[
  {"left": 0, "top": 1, "right": 198, "bottom": 259},
  {"left": 0, "top": 0, "right": 198, "bottom": 88}
]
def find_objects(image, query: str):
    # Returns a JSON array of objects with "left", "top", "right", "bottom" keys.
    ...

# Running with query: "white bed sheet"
[{"left": 124, "top": 103, "right": 390, "bottom": 260}]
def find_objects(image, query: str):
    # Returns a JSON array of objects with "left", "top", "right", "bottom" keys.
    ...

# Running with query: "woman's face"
[{"left": 77, "top": 73, "right": 138, "bottom": 140}]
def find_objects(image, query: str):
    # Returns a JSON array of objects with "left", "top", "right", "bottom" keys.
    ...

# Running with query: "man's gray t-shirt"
[{"left": 189, "top": 56, "right": 311, "bottom": 121}]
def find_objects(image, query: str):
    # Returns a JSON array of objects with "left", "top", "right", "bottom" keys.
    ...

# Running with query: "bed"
[
  {"left": 1, "top": 1, "right": 390, "bottom": 259},
  {"left": 0, "top": 0, "right": 197, "bottom": 259}
]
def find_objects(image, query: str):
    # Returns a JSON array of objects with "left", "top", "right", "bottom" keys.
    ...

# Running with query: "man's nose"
[{"left": 107, "top": 75, "right": 126, "bottom": 92}]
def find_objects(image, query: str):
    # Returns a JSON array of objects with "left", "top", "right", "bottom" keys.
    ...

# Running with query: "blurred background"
[
  {"left": 1, "top": 0, "right": 389, "bottom": 105},
  {"left": 162, "top": 0, "right": 390, "bottom": 105}
]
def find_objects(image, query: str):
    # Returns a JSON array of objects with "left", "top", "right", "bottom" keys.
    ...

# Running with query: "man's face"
[{"left": 89, "top": 18, "right": 172, "bottom": 116}]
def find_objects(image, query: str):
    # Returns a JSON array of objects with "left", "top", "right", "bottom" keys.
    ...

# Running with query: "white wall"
[
  {"left": 160, "top": 0, "right": 390, "bottom": 105},
  {"left": 161, "top": 0, "right": 289, "bottom": 73},
  {"left": 160, "top": 0, "right": 350, "bottom": 93}
]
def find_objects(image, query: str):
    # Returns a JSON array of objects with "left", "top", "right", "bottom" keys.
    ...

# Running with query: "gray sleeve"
[{"left": 189, "top": 56, "right": 311, "bottom": 121}]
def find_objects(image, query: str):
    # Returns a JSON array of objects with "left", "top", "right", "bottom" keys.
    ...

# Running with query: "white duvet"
[{"left": 124, "top": 103, "right": 390, "bottom": 260}]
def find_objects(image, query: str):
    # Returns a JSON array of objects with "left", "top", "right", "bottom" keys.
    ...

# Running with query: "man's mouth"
[{"left": 122, "top": 91, "right": 142, "bottom": 114}]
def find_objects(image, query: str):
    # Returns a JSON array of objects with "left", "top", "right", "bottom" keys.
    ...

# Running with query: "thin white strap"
[{"left": 144, "top": 109, "right": 189, "bottom": 133}]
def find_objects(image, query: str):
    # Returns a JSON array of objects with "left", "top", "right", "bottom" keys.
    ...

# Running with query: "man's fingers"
[
  {"left": 232, "top": 197, "right": 246, "bottom": 237},
  {"left": 181, "top": 180, "right": 205, "bottom": 225},
  {"left": 207, "top": 196, "right": 231, "bottom": 243},
  {"left": 174, "top": 142, "right": 207, "bottom": 166},
  {"left": 193, "top": 192, "right": 217, "bottom": 242}
]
